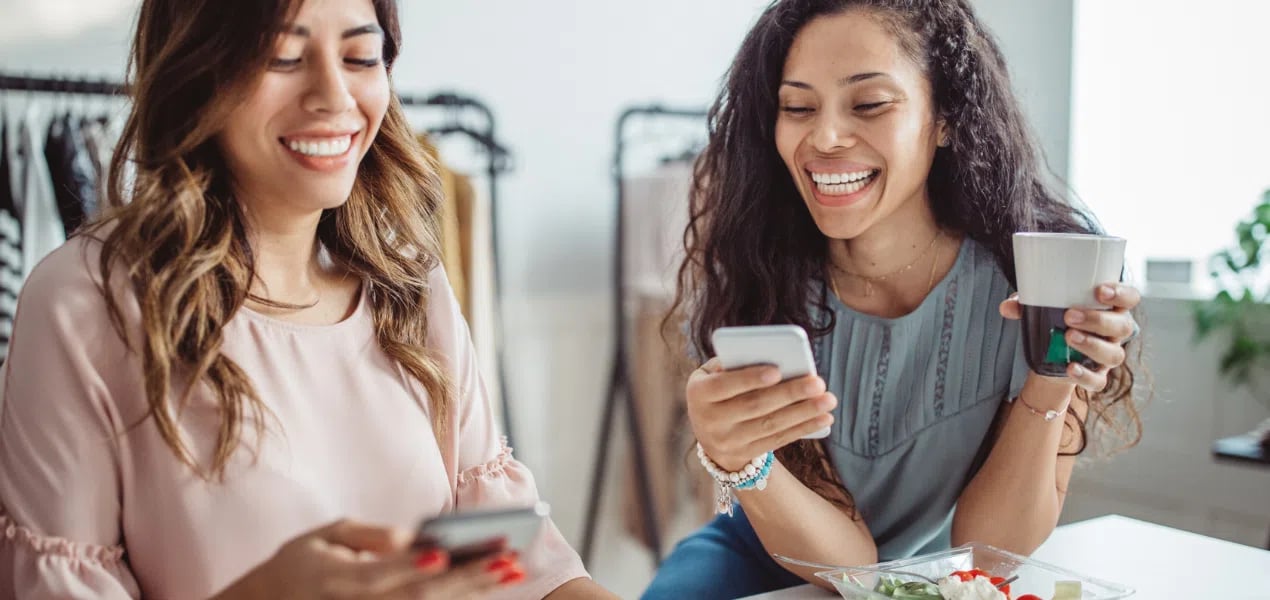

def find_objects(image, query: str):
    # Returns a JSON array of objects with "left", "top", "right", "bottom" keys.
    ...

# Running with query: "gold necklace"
[{"left": 830, "top": 231, "right": 942, "bottom": 297}]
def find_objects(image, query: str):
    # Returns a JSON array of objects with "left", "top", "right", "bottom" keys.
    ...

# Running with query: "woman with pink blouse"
[{"left": 0, "top": 1, "right": 614, "bottom": 598}]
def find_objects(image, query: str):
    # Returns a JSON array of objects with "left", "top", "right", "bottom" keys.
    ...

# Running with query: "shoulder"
[
  {"left": 960, "top": 236, "right": 1013, "bottom": 291},
  {"left": 16, "top": 230, "right": 139, "bottom": 347},
  {"left": 21, "top": 234, "right": 110, "bottom": 316},
  {"left": 424, "top": 262, "right": 467, "bottom": 356}
]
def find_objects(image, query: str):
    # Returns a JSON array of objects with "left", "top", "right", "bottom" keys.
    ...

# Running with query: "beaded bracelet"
[{"left": 696, "top": 443, "right": 775, "bottom": 516}]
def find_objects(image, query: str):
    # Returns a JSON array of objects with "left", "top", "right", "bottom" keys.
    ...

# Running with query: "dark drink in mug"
[{"left": 1013, "top": 233, "right": 1126, "bottom": 377}]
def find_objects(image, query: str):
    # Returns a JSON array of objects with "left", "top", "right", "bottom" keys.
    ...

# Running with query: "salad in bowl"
[{"left": 814, "top": 543, "right": 1133, "bottom": 600}]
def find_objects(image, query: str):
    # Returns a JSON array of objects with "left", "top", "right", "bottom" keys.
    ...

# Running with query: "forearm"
[
  {"left": 738, "top": 460, "right": 877, "bottom": 588},
  {"left": 953, "top": 375, "right": 1079, "bottom": 554},
  {"left": 544, "top": 577, "right": 619, "bottom": 599}
]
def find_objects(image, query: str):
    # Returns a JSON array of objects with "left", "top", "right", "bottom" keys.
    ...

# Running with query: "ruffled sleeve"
[
  {"left": 427, "top": 266, "right": 589, "bottom": 599},
  {"left": 0, "top": 514, "right": 139, "bottom": 599},
  {"left": 0, "top": 240, "right": 141, "bottom": 599},
  {"left": 456, "top": 438, "right": 589, "bottom": 600}
]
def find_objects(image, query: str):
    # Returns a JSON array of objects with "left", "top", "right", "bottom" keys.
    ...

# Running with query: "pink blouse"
[{"left": 0, "top": 236, "right": 589, "bottom": 599}]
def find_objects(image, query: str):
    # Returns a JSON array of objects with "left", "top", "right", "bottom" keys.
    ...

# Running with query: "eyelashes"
[
  {"left": 778, "top": 102, "right": 890, "bottom": 115},
  {"left": 268, "top": 57, "right": 383, "bottom": 71}
]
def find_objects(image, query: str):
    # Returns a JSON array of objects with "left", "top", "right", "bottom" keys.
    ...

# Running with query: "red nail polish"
[
  {"left": 499, "top": 568, "right": 526, "bottom": 585},
  {"left": 415, "top": 550, "right": 447, "bottom": 570},
  {"left": 487, "top": 557, "right": 516, "bottom": 572}
]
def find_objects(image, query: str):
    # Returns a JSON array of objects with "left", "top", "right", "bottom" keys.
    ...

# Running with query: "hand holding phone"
[
  {"left": 711, "top": 325, "right": 832, "bottom": 440},
  {"left": 413, "top": 502, "right": 548, "bottom": 566}
]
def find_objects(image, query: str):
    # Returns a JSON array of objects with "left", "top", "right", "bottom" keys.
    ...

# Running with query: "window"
[{"left": 1070, "top": 0, "right": 1270, "bottom": 294}]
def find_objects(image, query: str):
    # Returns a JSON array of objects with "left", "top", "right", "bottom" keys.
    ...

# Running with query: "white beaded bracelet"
[{"left": 696, "top": 443, "right": 775, "bottom": 516}]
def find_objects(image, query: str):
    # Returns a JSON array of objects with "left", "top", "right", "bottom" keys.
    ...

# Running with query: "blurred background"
[{"left": 2, "top": 0, "right": 1268, "bottom": 597}]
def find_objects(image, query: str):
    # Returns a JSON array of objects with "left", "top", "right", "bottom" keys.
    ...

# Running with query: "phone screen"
[{"left": 412, "top": 502, "right": 549, "bottom": 564}]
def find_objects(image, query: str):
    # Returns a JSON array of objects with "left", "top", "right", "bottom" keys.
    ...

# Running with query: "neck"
[
  {"left": 242, "top": 204, "right": 326, "bottom": 303},
  {"left": 830, "top": 197, "right": 941, "bottom": 278}
]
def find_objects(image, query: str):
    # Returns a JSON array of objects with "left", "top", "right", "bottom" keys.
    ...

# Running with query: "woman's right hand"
[
  {"left": 686, "top": 357, "right": 837, "bottom": 472},
  {"left": 212, "top": 519, "right": 524, "bottom": 600}
]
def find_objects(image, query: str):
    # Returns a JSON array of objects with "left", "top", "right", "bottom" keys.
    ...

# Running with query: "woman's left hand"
[{"left": 1000, "top": 283, "right": 1141, "bottom": 391}]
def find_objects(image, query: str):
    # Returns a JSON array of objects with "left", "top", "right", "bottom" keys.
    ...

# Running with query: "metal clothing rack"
[
  {"left": 580, "top": 104, "right": 708, "bottom": 566},
  {"left": 0, "top": 72, "right": 517, "bottom": 445}
]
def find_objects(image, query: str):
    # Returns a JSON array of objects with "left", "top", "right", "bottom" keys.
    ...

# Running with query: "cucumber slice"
[{"left": 1053, "top": 580, "right": 1082, "bottom": 600}]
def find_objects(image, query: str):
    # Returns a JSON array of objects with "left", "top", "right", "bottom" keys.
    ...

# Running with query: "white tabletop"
[{"left": 742, "top": 515, "right": 1270, "bottom": 599}]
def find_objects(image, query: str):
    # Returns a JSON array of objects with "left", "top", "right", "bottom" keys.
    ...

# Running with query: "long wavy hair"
[
  {"left": 91, "top": 0, "right": 451, "bottom": 479},
  {"left": 673, "top": 0, "right": 1143, "bottom": 510}
]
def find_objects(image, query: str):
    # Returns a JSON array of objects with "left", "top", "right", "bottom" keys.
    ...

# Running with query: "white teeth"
[
  {"left": 814, "top": 170, "right": 876, "bottom": 195},
  {"left": 285, "top": 135, "right": 352, "bottom": 157},
  {"left": 810, "top": 169, "right": 876, "bottom": 185}
]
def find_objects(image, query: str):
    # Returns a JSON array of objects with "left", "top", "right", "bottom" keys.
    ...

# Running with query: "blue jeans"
[{"left": 641, "top": 505, "right": 807, "bottom": 600}]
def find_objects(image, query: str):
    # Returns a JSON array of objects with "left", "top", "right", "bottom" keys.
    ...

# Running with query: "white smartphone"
[
  {"left": 710, "top": 325, "right": 831, "bottom": 439},
  {"left": 413, "top": 502, "right": 548, "bottom": 565}
]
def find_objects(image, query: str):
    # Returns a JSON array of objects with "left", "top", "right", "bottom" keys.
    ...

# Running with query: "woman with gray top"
[{"left": 642, "top": 1, "right": 1144, "bottom": 598}]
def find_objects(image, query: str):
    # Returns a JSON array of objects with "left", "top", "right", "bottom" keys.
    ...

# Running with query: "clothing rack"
[
  {"left": 0, "top": 72, "right": 517, "bottom": 446},
  {"left": 580, "top": 104, "right": 709, "bottom": 567}
]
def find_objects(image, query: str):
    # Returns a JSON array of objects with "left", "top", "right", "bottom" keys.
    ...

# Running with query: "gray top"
[{"left": 812, "top": 237, "right": 1029, "bottom": 561}]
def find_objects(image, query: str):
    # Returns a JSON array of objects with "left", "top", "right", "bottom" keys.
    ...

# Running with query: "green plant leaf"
[{"left": 1201, "top": 187, "right": 1270, "bottom": 390}]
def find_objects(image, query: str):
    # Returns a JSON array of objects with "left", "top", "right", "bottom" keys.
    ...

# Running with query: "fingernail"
[
  {"left": 1071, "top": 363, "right": 1085, "bottom": 377},
  {"left": 1066, "top": 310, "right": 1085, "bottom": 324},
  {"left": 499, "top": 568, "right": 527, "bottom": 585},
  {"left": 762, "top": 369, "right": 781, "bottom": 384},
  {"left": 1069, "top": 331, "right": 1087, "bottom": 344},
  {"left": 415, "top": 550, "right": 447, "bottom": 570},
  {"left": 816, "top": 395, "right": 836, "bottom": 410},
  {"left": 1100, "top": 285, "right": 1116, "bottom": 300},
  {"left": 487, "top": 557, "right": 517, "bottom": 572}
]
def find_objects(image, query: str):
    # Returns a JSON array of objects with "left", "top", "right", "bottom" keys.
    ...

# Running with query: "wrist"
[
  {"left": 699, "top": 443, "right": 750, "bottom": 472},
  {"left": 696, "top": 443, "right": 774, "bottom": 515},
  {"left": 211, "top": 563, "right": 269, "bottom": 600},
  {"left": 1022, "top": 371, "right": 1077, "bottom": 406}
]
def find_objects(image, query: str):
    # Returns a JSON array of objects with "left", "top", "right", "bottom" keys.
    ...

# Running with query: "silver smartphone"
[
  {"left": 711, "top": 325, "right": 831, "bottom": 439},
  {"left": 413, "top": 502, "right": 548, "bottom": 565}
]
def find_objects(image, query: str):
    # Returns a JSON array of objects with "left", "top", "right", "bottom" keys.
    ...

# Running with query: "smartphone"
[
  {"left": 413, "top": 502, "right": 549, "bottom": 565},
  {"left": 711, "top": 325, "right": 831, "bottom": 439}
]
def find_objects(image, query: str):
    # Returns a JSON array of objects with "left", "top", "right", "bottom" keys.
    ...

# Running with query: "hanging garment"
[
  {"left": 621, "top": 296, "right": 715, "bottom": 549},
  {"left": 455, "top": 172, "right": 501, "bottom": 417},
  {"left": 622, "top": 161, "right": 692, "bottom": 302},
  {"left": 412, "top": 133, "right": 500, "bottom": 426},
  {"left": 415, "top": 134, "right": 468, "bottom": 317},
  {"left": 80, "top": 117, "right": 113, "bottom": 216},
  {"left": 0, "top": 117, "right": 21, "bottom": 361},
  {"left": 15, "top": 107, "right": 66, "bottom": 280},
  {"left": 618, "top": 161, "right": 715, "bottom": 548},
  {"left": 44, "top": 113, "right": 96, "bottom": 235}
]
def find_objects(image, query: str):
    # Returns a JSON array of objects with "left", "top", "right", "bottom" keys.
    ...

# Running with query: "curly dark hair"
[{"left": 672, "top": 0, "right": 1143, "bottom": 512}]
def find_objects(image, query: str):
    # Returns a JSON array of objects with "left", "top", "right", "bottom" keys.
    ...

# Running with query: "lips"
[{"left": 802, "top": 163, "right": 882, "bottom": 207}]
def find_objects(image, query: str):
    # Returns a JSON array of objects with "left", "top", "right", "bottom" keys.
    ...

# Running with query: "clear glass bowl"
[{"left": 814, "top": 542, "right": 1134, "bottom": 599}]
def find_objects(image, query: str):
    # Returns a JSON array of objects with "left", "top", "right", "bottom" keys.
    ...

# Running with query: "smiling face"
[
  {"left": 216, "top": 0, "right": 390, "bottom": 219},
  {"left": 775, "top": 9, "right": 945, "bottom": 241}
]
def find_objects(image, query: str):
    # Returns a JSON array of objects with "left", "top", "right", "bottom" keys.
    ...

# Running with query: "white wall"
[{"left": 973, "top": 0, "right": 1074, "bottom": 187}]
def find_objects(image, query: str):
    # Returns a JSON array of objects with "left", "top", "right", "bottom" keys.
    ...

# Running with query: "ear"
[{"left": 936, "top": 120, "right": 951, "bottom": 147}]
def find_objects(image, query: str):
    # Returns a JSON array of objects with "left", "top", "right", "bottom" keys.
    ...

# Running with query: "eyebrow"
[
  {"left": 780, "top": 72, "right": 889, "bottom": 90},
  {"left": 281, "top": 23, "right": 384, "bottom": 39}
]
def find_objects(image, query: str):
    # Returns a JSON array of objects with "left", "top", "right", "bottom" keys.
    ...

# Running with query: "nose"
[
  {"left": 301, "top": 54, "right": 356, "bottom": 115},
  {"left": 810, "top": 109, "right": 856, "bottom": 154}
]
